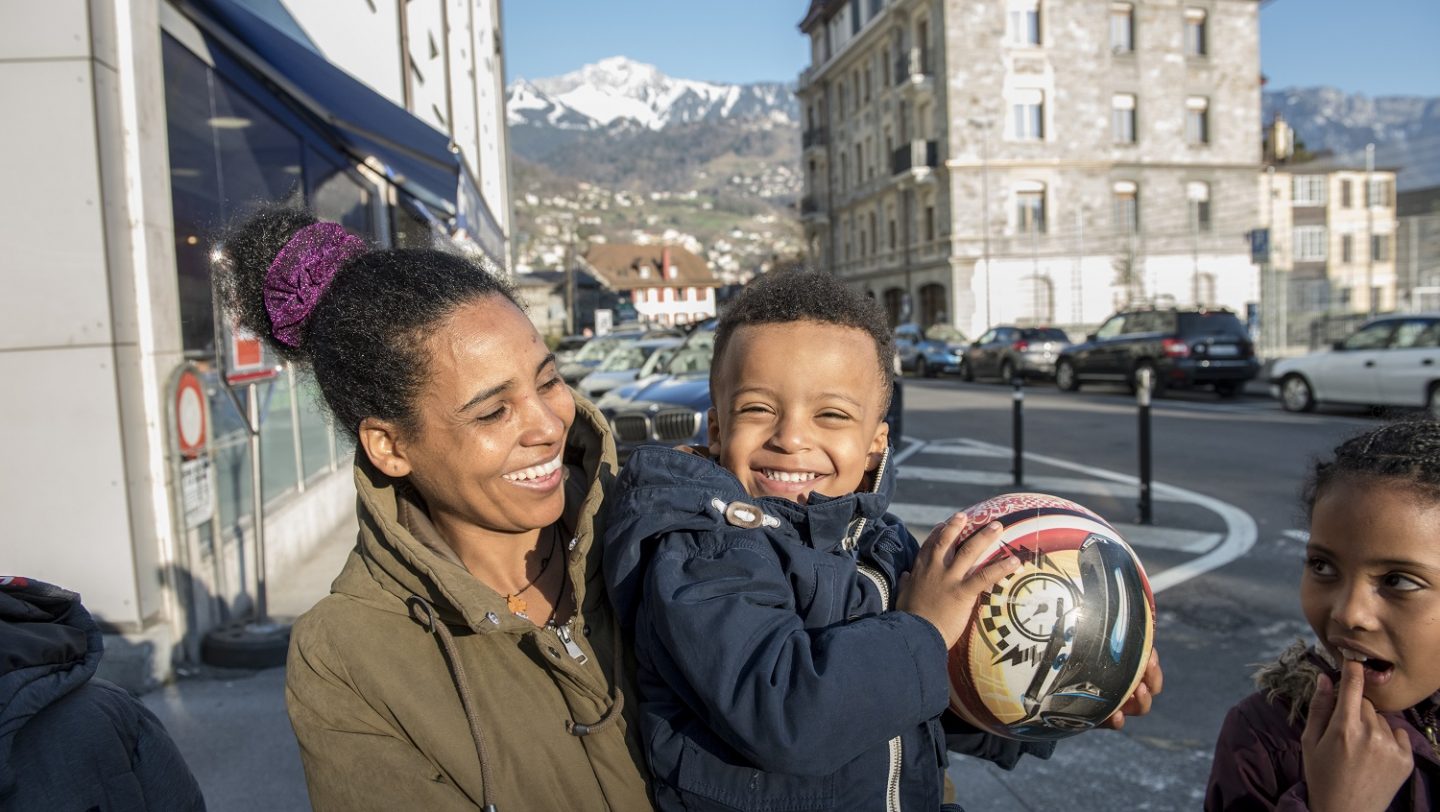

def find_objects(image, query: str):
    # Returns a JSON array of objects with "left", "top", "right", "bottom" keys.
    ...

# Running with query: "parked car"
[
  {"left": 597, "top": 321, "right": 905, "bottom": 462},
  {"left": 553, "top": 334, "right": 591, "bottom": 364},
  {"left": 894, "top": 323, "right": 926, "bottom": 374},
  {"left": 961, "top": 326, "right": 1073, "bottom": 382},
  {"left": 577, "top": 338, "right": 682, "bottom": 402},
  {"left": 1054, "top": 307, "right": 1259, "bottom": 397},
  {"left": 1272, "top": 314, "right": 1440, "bottom": 414},
  {"left": 558, "top": 329, "right": 645, "bottom": 385},
  {"left": 912, "top": 325, "right": 969, "bottom": 378}
]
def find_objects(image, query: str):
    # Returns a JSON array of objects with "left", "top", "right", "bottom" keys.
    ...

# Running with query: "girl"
[{"left": 1205, "top": 420, "right": 1440, "bottom": 811}]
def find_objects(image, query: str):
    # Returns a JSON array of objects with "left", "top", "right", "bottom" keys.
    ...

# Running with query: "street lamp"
[{"left": 968, "top": 117, "right": 993, "bottom": 329}]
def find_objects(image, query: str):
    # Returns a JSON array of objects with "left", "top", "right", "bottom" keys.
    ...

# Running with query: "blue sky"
[{"left": 504, "top": 0, "right": 1438, "bottom": 96}]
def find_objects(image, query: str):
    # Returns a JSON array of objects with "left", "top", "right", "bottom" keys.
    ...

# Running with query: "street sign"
[
  {"left": 180, "top": 457, "right": 214, "bottom": 529},
  {"left": 175, "top": 369, "right": 207, "bottom": 459},
  {"left": 222, "top": 324, "right": 280, "bottom": 385},
  {"left": 595, "top": 309, "right": 614, "bottom": 336},
  {"left": 1248, "top": 228, "right": 1270, "bottom": 264}
]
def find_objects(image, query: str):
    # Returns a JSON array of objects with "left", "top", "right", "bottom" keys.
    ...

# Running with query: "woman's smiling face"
[
  {"left": 381, "top": 294, "right": 576, "bottom": 539},
  {"left": 707, "top": 321, "right": 889, "bottom": 505},
  {"left": 1302, "top": 478, "right": 1440, "bottom": 712}
]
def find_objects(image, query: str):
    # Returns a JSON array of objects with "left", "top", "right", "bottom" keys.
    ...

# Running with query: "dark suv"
[{"left": 1054, "top": 307, "right": 1259, "bottom": 397}]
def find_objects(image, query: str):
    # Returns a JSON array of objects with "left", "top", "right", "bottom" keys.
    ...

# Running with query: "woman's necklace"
[{"left": 503, "top": 526, "right": 559, "bottom": 619}]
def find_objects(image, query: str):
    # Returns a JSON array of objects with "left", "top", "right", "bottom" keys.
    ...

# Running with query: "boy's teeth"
[
  {"left": 1338, "top": 647, "right": 1369, "bottom": 662},
  {"left": 765, "top": 470, "right": 817, "bottom": 483},
  {"left": 504, "top": 455, "right": 561, "bottom": 482}
]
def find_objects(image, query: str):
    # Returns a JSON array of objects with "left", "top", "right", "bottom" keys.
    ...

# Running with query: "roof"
[
  {"left": 798, "top": 0, "right": 843, "bottom": 32},
  {"left": 582, "top": 244, "right": 718, "bottom": 289}
]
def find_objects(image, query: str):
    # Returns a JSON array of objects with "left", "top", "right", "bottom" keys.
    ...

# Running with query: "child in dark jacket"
[
  {"left": 605, "top": 271, "right": 1157, "bottom": 811},
  {"left": 1205, "top": 420, "right": 1440, "bottom": 811}
]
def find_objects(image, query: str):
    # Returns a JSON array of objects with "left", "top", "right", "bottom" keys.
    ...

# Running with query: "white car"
[{"left": 1272, "top": 315, "right": 1440, "bottom": 413}]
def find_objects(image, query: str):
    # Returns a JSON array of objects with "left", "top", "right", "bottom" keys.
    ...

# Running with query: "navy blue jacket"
[{"left": 605, "top": 446, "right": 1049, "bottom": 811}]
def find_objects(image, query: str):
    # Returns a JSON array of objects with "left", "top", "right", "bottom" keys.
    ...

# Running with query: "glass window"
[
  {"left": 1293, "top": 175, "right": 1327, "bottom": 206},
  {"left": 1110, "top": 3, "right": 1134, "bottom": 53},
  {"left": 308, "top": 149, "right": 376, "bottom": 238},
  {"left": 1367, "top": 178, "right": 1392, "bottom": 208},
  {"left": 297, "top": 378, "right": 335, "bottom": 481},
  {"left": 1341, "top": 234, "right": 1354, "bottom": 262},
  {"left": 1371, "top": 234, "right": 1391, "bottom": 261},
  {"left": 1095, "top": 316, "right": 1126, "bottom": 339},
  {"left": 1008, "top": 0, "right": 1042, "bottom": 46},
  {"left": 1294, "top": 226, "right": 1328, "bottom": 261},
  {"left": 1184, "top": 8, "right": 1207, "bottom": 56},
  {"left": 1010, "top": 90, "right": 1044, "bottom": 141},
  {"left": 1342, "top": 321, "right": 1396, "bottom": 350},
  {"left": 1015, "top": 184, "right": 1046, "bottom": 234},
  {"left": 1187, "top": 181, "right": 1211, "bottom": 232},
  {"left": 1340, "top": 179, "right": 1353, "bottom": 208},
  {"left": 1186, "top": 97, "right": 1210, "bottom": 145},
  {"left": 1112, "top": 94, "right": 1136, "bottom": 144},
  {"left": 1178, "top": 312, "right": 1247, "bottom": 339},
  {"left": 259, "top": 373, "right": 300, "bottom": 506},
  {"left": 1392, "top": 319, "right": 1438, "bottom": 349},
  {"left": 1113, "top": 182, "right": 1139, "bottom": 234}
]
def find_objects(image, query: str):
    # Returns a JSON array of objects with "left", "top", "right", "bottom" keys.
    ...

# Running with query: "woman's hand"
[
  {"left": 1300, "top": 660, "right": 1412, "bottom": 812},
  {"left": 897, "top": 515, "right": 1021, "bottom": 650},
  {"left": 1100, "top": 648, "right": 1162, "bottom": 730}
]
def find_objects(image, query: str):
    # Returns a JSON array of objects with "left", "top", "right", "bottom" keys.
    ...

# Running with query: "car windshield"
[
  {"left": 599, "top": 345, "right": 660, "bottom": 372},
  {"left": 1023, "top": 328, "right": 1070, "bottom": 342},
  {"left": 664, "top": 346, "right": 713, "bottom": 375},
  {"left": 574, "top": 338, "right": 621, "bottom": 362},
  {"left": 925, "top": 324, "right": 967, "bottom": 343},
  {"left": 1178, "top": 312, "right": 1248, "bottom": 340}
]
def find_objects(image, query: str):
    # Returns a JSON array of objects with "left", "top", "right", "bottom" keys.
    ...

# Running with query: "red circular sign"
[{"left": 176, "top": 370, "right": 207, "bottom": 458}]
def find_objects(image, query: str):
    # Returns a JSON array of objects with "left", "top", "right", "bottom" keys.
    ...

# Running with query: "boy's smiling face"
[{"left": 708, "top": 321, "right": 889, "bottom": 504}]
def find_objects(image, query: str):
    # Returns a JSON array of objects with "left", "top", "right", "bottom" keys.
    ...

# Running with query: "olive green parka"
[{"left": 285, "top": 399, "right": 651, "bottom": 811}]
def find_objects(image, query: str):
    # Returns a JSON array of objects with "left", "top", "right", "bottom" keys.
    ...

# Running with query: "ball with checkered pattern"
[{"left": 946, "top": 493, "right": 1155, "bottom": 742}]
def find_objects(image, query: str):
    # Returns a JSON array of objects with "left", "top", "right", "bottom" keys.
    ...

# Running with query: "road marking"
[
  {"left": 921, "top": 438, "right": 1256, "bottom": 594},
  {"left": 910, "top": 443, "right": 1012, "bottom": 459},
  {"left": 1282, "top": 529, "right": 1310, "bottom": 543},
  {"left": 897, "top": 466, "right": 1139, "bottom": 501}
]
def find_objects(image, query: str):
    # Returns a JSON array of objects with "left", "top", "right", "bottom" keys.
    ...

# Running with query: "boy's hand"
[
  {"left": 897, "top": 515, "right": 1020, "bottom": 650},
  {"left": 1100, "top": 648, "right": 1162, "bottom": 730},
  {"left": 1300, "top": 661, "right": 1412, "bottom": 812}
]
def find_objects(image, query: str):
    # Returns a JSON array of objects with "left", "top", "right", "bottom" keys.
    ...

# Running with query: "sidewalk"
[{"left": 145, "top": 439, "right": 1231, "bottom": 811}]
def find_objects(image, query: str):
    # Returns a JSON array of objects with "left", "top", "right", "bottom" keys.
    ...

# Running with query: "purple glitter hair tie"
[{"left": 263, "top": 222, "right": 366, "bottom": 347}]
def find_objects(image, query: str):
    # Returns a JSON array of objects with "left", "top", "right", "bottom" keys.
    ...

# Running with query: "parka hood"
[
  {"left": 603, "top": 443, "right": 897, "bottom": 631},
  {"left": 0, "top": 578, "right": 101, "bottom": 796},
  {"left": 336, "top": 396, "right": 616, "bottom": 635}
]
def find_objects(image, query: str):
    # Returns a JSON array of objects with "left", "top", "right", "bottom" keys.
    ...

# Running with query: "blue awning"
[{"left": 175, "top": 0, "right": 462, "bottom": 218}]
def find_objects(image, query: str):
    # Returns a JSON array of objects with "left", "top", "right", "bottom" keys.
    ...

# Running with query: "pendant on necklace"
[{"left": 506, "top": 593, "right": 528, "bottom": 617}]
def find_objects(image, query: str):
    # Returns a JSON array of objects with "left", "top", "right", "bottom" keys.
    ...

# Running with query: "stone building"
[{"left": 796, "top": 0, "right": 1262, "bottom": 338}]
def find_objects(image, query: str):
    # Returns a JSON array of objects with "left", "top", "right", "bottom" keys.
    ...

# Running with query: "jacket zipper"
[
  {"left": 555, "top": 623, "right": 589, "bottom": 665},
  {"left": 856, "top": 561, "right": 901, "bottom": 812}
]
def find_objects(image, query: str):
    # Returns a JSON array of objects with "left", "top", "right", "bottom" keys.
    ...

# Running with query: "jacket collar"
[{"left": 338, "top": 396, "right": 615, "bottom": 634}]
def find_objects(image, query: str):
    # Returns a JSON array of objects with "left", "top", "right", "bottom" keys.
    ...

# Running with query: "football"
[{"left": 947, "top": 493, "right": 1155, "bottom": 742}]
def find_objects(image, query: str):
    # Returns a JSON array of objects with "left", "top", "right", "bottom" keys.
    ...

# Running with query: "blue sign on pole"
[{"left": 1249, "top": 228, "right": 1270, "bottom": 264}]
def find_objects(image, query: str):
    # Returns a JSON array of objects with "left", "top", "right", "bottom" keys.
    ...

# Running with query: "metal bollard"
[
  {"left": 1012, "top": 375, "right": 1024, "bottom": 487},
  {"left": 1137, "top": 366, "right": 1153, "bottom": 525}
]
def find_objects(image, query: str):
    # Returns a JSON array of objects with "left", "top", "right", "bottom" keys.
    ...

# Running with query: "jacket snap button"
[
  {"left": 583, "top": 625, "right": 591, "bottom": 636},
  {"left": 724, "top": 501, "right": 765, "bottom": 529}
]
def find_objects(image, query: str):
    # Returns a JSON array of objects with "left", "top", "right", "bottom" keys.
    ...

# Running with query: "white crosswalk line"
[{"left": 908, "top": 444, "right": 1011, "bottom": 459}]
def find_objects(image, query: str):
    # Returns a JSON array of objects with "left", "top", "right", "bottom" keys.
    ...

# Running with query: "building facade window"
[
  {"left": 851, "top": 0, "right": 862, "bottom": 34},
  {"left": 1372, "top": 234, "right": 1391, "bottom": 261},
  {"left": 1110, "top": 3, "right": 1134, "bottom": 53},
  {"left": 1010, "top": 89, "right": 1045, "bottom": 141},
  {"left": 1113, "top": 181, "right": 1139, "bottom": 233},
  {"left": 1112, "top": 93, "right": 1136, "bottom": 144},
  {"left": 1187, "top": 181, "right": 1211, "bottom": 232},
  {"left": 1340, "top": 179, "right": 1353, "bottom": 208},
  {"left": 1293, "top": 175, "right": 1327, "bottom": 206},
  {"left": 1007, "top": 0, "right": 1041, "bottom": 46},
  {"left": 924, "top": 204, "right": 936, "bottom": 242},
  {"left": 1184, "top": 8, "right": 1207, "bottom": 56},
  {"left": 1185, "top": 96, "right": 1210, "bottom": 145},
  {"left": 1015, "top": 181, "right": 1046, "bottom": 234},
  {"left": 1367, "top": 178, "right": 1392, "bottom": 207},
  {"left": 1294, "top": 225, "right": 1328, "bottom": 261},
  {"left": 919, "top": 283, "right": 947, "bottom": 326},
  {"left": 1341, "top": 235, "right": 1354, "bottom": 262}
]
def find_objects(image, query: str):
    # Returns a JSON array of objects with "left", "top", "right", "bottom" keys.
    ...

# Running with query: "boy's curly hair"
[
  {"left": 711, "top": 270, "right": 895, "bottom": 409},
  {"left": 1303, "top": 418, "right": 1440, "bottom": 512}
]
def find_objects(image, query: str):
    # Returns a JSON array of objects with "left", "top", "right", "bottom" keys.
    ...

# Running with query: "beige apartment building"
[
  {"left": 1261, "top": 157, "right": 1399, "bottom": 347},
  {"left": 797, "top": 0, "right": 1262, "bottom": 338}
]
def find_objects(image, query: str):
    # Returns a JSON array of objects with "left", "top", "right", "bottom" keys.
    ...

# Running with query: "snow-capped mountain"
[
  {"left": 1263, "top": 87, "right": 1440, "bottom": 158},
  {"left": 507, "top": 56, "right": 798, "bottom": 131}
]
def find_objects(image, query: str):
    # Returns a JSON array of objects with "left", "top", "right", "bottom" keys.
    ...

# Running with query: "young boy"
[{"left": 603, "top": 271, "right": 1056, "bottom": 811}]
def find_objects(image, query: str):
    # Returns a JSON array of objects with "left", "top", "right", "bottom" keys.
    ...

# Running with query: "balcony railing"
[
  {"left": 892, "top": 139, "right": 939, "bottom": 175},
  {"left": 802, "top": 127, "right": 829, "bottom": 149}
]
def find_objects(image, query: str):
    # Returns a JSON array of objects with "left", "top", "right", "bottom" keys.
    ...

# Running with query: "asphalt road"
[{"left": 899, "top": 375, "right": 1392, "bottom": 809}]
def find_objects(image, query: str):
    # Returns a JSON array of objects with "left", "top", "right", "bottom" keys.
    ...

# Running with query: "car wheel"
[
  {"left": 1280, "top": 374, "right": 1315, "bottom": 413},
  {"left": 1215, "top": 382, "right": 1241, "bottom": 399},
  {"left": 1132, "top": 361, "right": 1163, "bottom": 397},
  {"left": 960, "top": 360, "right": 974, "bottom": 382},
  {"left": 1055, "top": 360, "right": 1080, "bottom": 392},
  {"left": 999, "top": 360, "right": 1016, "bottom": 384}
]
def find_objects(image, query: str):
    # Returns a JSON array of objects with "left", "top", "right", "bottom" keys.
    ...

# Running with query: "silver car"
[
  {"left": 578, "top": 338, "right": 682, "bottom": 402},
  {"left": 1272, "top": 314, "right": 1440, "bottom": 413}
]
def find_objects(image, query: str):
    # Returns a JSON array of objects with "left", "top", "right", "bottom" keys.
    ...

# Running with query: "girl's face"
[{"left": 1303, "top": 478, "right": 1440, "bottom": 712}]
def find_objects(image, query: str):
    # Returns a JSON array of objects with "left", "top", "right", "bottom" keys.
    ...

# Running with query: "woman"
[{"left": 217, "top": 205, "right": 650, "bottom": 811}]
